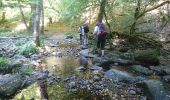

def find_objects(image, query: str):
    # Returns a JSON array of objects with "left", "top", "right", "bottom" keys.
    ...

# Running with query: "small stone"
[
  {"left": 128, "top": 89, "right": 136, "bottom": 95},
  {"left": 93, "top": 76, "right": 101, "bottom": 82},
  {"left": 68, "top": 81, "right": 76, "bottom": 89}
]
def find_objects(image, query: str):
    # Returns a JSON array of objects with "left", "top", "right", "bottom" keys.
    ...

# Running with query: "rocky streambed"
[{"left": 0, "top": 36, "right": 170, "bottom": 100}]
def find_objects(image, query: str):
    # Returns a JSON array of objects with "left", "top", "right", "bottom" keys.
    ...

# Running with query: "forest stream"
[{"left": 0, "top": 33, "right": 163, "bottom": 100}]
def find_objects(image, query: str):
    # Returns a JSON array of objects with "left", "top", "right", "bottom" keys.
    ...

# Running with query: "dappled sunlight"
[{"left": 14, "top": 23, "right": 26, "bottom": 31}]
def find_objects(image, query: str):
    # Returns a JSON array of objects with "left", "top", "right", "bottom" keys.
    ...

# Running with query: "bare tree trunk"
[
  {"left": 97, "top": 0, "right": 107, "bottom": 22},
  {"left": 28, "top": 4, "right": 35, "bottom": 32},
  {"left": 40, "top": 0, "right": 44, "bottom": 34},
  {"left": 33, "top": 0, "right": 41, "bottom": 46},
  {"left": 18, "top": 0, "right": 29, "bottom": 31}
]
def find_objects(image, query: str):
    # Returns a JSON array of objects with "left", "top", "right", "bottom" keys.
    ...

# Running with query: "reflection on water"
[
  {"left": 14, "top": 56, "right": 82, "bottom": 100},
  {"left": 43, "top": 56, "right": 79, "bottom": 76}
]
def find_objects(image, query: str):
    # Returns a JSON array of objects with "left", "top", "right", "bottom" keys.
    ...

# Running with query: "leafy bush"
[{"left": 18, "top": 42, "right": 37, "bottom": 57}]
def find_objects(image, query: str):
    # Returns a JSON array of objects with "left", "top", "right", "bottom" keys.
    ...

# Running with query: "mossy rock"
[{"left": 134, "top": 49, "right": 160, "bottom": 66}]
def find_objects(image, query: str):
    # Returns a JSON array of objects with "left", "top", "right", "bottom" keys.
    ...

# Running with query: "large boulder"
[
  {"left": 140, "top": 80, "right": 170, "bottom": 100},
  {"left": 132, "top": 65, "right": 154, "bottom": 75},
  {"left": 104, "top": 69, "right": 134, "bottom": 82},
  {"left": 0, "top": 74, "right": 22, "bottom": 98},
  {"left": 134, "top": 49, "right": 160, "bottom": 66}
]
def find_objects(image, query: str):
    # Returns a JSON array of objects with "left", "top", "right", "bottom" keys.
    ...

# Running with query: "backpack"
[
  {"left": 83, "top": 25, "right": 89, "bottom": 33},
  {"left": 98, "top": 23, "right": 107, "bottom": 35}
]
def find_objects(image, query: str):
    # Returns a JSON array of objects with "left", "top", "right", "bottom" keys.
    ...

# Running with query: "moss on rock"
[{"left": 134, "top": 49, "right": 160, "bottom": 66}]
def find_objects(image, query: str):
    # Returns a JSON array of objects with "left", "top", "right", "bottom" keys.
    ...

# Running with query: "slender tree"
[
  {"left": 40, "top": 0, "right": 44, "bottom": 34},
  {"left": 33, "top": 0, "right": 41, "bottom": 46}
]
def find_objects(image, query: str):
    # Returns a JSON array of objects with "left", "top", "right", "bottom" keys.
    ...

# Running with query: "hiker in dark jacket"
[
  {"left": 93, "top": 22, "right": 108, "bottom": 56},
  {"left": 77, "top": 22, "right": 89, "bottom": 47}
]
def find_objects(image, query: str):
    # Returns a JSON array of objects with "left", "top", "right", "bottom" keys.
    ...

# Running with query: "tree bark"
[
  {"left": 17, "top": 0, "right": 29, "bottom": 31},
  {"left": 40, "top": 0, "right": 44, "bottom": 34},
  {"left": 33, "top": 0, "right": 41, "bottom": 46},
  {"left": 130, "top": 0, "right": 141, "bottom": 34},
  {"left": 28, "top": 4, "right": 35, "bottom": 32},
  {"left": 97, "top": 0, "right": 107, "bottom": 22}
]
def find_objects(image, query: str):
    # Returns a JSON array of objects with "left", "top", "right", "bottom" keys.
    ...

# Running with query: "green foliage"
[
  {"left": 0, "top": 57, "right": 19, "bottom": 73},
  {"left": 18, "top": 42, "right": 37, "bottom": 57},
  {"left": 0, "top": 28, "right": 30, "bottom": 36},
  {"left": 18, "top": 66, "right": 33, "bottom": 75},
  {"left": 15, "top": 39, "right": 27, "bottom": 46},
  {"left": 0, "top": 57, "right": 8, "bottom": 71}
]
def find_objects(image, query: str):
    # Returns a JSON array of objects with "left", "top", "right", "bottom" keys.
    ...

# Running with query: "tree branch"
[{"left": 137, "top": 1, "right": 170, "bottom": 19}]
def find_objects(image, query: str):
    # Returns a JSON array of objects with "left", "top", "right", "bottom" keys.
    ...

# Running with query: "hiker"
[
  {"left": 77, "top": 23, "right": 89, "bottom": 47},
  {"left": 93, "top": 22, "right": 108, "bottom": 56}
]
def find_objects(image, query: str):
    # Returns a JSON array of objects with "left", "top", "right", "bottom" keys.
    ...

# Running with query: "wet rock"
[
  {"left": 56, "top": 51, "right": 62, "bottom": 57},
  {"left": 141, "top": 80, "right": 170, "bottom": 100},
  {"left": 21, "top": 75, "right": 36, "bottom": 87},
  {"left": 163, "top": 67, "right": 170, "bottom": 75},
  {"left": 65, "top": 35, "right": 73, "bottom": 39},
  {"left": 12, "top": 55, "right": 28, "bottom": 63},
  {"left": 70, "top": 89, "right": 77, "bottom": 93},
  {"left": 115, "top": 58, "right": 133, "bottom": 66},
  {"left": 162, "top": 75, "right": 170, "bottom": 82},
  {"left": 90, "top": 65, "right": 103, "bottom": 71},
  {"left": 79, "top": 56, "right": 88, "bottom": 68},
  {"left": 93, "top": 76, "right": 101, "bottom": 82},
  {"left": 79, "top": 49, "right": 95, "bottom": 58},
  {"left": 140, "top": 96, "right": 147, "bottom": 100},
  {"left": 132, "top": 65, "right": 154, "bottom": 75},
  {"left": 104, "top": 69, "right": 134, "bottom": 82},
  {"left": 134, "top": 76, "right": 146, "bottom": 82},
  {"left": 68, "top": 81, "right": 76, "bottom": 89},
  {"left": 128, "top": 89, "right": 136, "bottom": 95},
  {"left": 149, "top": 66, "right": 166, "bottom": 75},
  {"left": 0, "top": 74, "right": 22, "bottom": 98},
  {"left": 32, "top": 70, "right": 49, "bottom": 80}
]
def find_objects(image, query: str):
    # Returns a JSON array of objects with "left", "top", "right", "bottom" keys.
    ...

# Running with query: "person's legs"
[
  {"left": 101, "top": 35, "right": 106, "bottom": 56},
  {"left": 80, "top": 34, "right": 82, "bottom": 45},
  {"left": 97, "top": 35, "right": 102, "bottom": 56}
]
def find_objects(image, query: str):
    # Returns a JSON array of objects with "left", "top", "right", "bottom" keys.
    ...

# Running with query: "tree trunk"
[
  {"left": 130, "top": 0, "right": 141, "bottom": 34},
  {"left": 40, "top": 0, "right": 44, "bottom": 34},
  {"left": 33, "top": 0, "right": 41, "bottom": 46},
  {"left": 97, "top": 0, "right": 107, "bottom": 22},
  {"left": 28, "top": 4, "right": 35, "bottom": 32}
]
